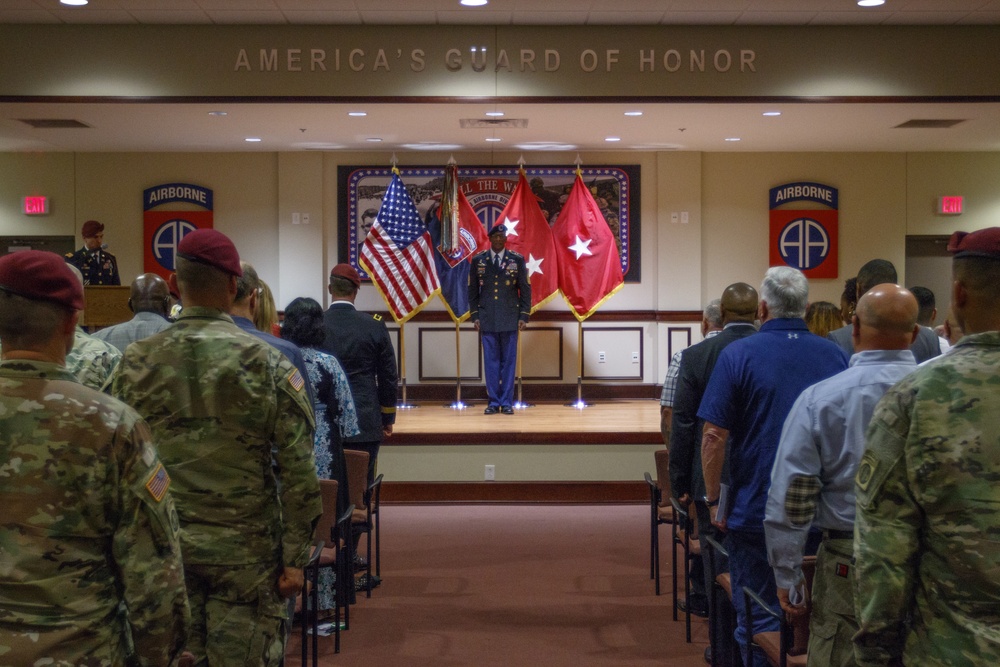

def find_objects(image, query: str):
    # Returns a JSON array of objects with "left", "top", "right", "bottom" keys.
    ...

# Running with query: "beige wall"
[{"left": 2, "top": 148, "right": 996, "bottom": 482}]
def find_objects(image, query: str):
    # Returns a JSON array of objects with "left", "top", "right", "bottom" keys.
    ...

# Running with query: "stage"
[
  {"left": 381, "top": 399, "right": 664, "bottom": 504},
  {"left": 391, "top": 398, "right": 662, "bottom": 445}
]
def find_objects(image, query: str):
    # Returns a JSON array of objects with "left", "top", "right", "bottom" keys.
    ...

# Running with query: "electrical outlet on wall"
[{"left": 485, "top": 464, "right": 495, "bottom": 481}]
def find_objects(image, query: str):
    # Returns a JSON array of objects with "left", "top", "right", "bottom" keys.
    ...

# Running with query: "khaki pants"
[
  {"left": 184, "top": 562, "right": 287, "bottom": 667},
  {"left": 807, "top": 537, "right": 859, "bottom": 667}
]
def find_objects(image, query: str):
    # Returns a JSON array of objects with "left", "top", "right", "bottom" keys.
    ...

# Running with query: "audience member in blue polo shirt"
[{"left": 698, "top": 266, "right": 848, "bottom": 667}]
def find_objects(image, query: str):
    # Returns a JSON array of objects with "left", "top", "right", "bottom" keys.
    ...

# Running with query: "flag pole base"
[
  {"left": 396, "top": 401, "right": 419, "bottom": 410},
  {"left": 445, "top": 401, "right": 469, "bottom": 411},
  {"left": 564, "top": 399, "right": 593, "bottom": 409},
  {"left": 513, "top": 401, "right": 535, "bottom": 410}
]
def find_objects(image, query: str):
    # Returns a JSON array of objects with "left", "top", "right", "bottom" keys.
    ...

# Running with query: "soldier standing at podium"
[
  {"left": 468, "top": 223, "right": 531, "bottom": 415},
  {"left": 65, "top": 220, "right": 120, "bottom": 286}
]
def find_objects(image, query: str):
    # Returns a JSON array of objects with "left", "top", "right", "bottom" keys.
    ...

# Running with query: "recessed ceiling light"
[
  {"left": 366, "top": 138, "right": 383, "bottom": 143},
  {"left": 485, "top": 137, "right": 502, "bottom": 142},
  {"left": 624, "top": 111, "right": 643, "bottom": 117},
  {"left": 60, "top": 0, "right": 88, "bottom": 5},
  {"left": 460, "top": 0, "right": 488, "bottom": 6},
  {"left": 348, "top": 111, "right": 367, "bottom": 117},
  {"left": 605, "top": 137, "right": 621, "bottom": 142},
  {"left": 208, "top": 111, "right": 228, "bottom": 116},
  {"left": 485, "top": 111, "right": 505, "bottom": 117},
  {"left": 245, "top": 137, "right": 262, "bottom": 142},
  {"left": 857, "top": 0, "right": 885, "bottom": 6},
  {"left": 762, "top": 111, "right": 781, "bottom": 117},
  {"left": 724, "top": 137, "right": 741, "bottom": 142}
]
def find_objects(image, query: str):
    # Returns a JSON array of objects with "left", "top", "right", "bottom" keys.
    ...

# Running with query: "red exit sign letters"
[
  {"left": 23, "top": 196, "right": 49, "bottom": 215},
  {"left": 937, "top": 196, "right": 963, "bottom": 215}
]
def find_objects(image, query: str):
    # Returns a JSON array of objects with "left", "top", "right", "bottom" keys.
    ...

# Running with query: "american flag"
[{"left": 359, "top": 169, "right": 441, "bottom": 323}]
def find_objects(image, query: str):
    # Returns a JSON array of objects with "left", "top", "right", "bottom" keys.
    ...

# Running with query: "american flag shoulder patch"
[
  {"left": 288, "top": 369, "right": 305, "bottom": 392},
  {"left": 145, "top": 463, "right": 170, "bottom": 503}
]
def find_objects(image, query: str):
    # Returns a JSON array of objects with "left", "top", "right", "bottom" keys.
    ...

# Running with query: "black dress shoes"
[
  {"left": 500, "top": 406, "right": 514, "bottom": 415},
  {"left": 484, "top": 406, "right": 498, "bottom": 415}
]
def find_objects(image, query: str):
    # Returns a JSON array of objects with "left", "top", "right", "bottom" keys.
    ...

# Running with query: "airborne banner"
[
  {"left": 143, "top": 182, "right": 214, "bottom": 281},
  {"left": 768, "top": 181, "right": 838, "bottom": 280}
]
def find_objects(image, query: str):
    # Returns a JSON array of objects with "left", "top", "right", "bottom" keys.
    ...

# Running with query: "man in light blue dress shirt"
[
  {"left": 764, "top": 283, "right": 920, "bottom": 667},
  {"left": 92, "top": 273, "right": 172, "bottom": 352}
]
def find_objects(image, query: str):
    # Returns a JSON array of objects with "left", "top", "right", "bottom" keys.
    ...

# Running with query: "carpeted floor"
[{"left": 286, "top": 504, "right": 710, "bottom": 666}]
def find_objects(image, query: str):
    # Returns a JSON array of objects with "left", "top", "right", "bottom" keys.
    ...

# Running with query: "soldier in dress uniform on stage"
[
  {"left": 468, "top": 223, "right": 531, "bottom": 415},
  {"left": 64, "top": 219, "right": 121, "bottom": 286}
]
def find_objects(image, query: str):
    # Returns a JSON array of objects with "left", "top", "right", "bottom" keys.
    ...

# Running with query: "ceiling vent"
[
  {"left": 894, "top": 119, "right": 965, "bottom": 129},
  {"left": 460, "top": 118, "right": 528, "bottom": 129},
  {"left": 18, "top": 118, "right": 92, "bottom": 129}
]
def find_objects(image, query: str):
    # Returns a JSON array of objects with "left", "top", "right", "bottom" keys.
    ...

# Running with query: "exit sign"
[
  {"left": 938, "top": 196, "right": 963, "bottom": 215},
  {"left": 23, "top": 196, "right": 49, "bottom": 215}
]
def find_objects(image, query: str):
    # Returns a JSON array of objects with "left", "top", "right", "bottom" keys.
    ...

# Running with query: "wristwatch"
[{"left": 704, "top": 496, "right": 720, "bottom": 508}]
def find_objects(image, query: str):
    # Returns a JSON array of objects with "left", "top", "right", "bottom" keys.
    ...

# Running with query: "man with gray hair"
[
  {"left": 699, "top": 266, "right": 848, "bottom": 666},
  {"left": 660, "top": 298, "right": 723, "bottom": 446}
]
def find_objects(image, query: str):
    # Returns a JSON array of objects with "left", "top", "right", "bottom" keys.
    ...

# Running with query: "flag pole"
[
  {"left": 397, "top": 321, "right": 417, "bottom": 410},
  {"left": 447, "top": 319, "right": 467, "bottom": 410},
  {"left": 513, "top": 328, "right": 534, "bottom": 410},
  {"left": 566, "top": 319, "right": 591, "bottom": 409}
]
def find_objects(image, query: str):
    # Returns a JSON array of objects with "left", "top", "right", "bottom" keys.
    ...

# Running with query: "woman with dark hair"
[{"left": 282, "top": 296, "right": 359, "bottom": 612}]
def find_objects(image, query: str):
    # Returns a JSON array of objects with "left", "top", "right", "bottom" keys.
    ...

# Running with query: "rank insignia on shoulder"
[
  {"left": 145, "top": 462, "right": 171, "bottom": 502},
  {"left": 65, "top": 252, "right": 74, "bottom": 258},
  {"left": 373, "top": 314, "right": 383, "bottom": 321},
  {"left": 288, "top": 369, "right": 305, "bottom": 392}
]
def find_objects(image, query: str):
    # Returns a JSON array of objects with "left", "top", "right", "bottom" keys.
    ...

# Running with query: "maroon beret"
[
  {"left": 0, "top": 250, "right": 85, "bottom": 310},
  {"left": 330, "top": 263, "right": 361, "bottom": 288},
  {"left": 176, "top": 229, "right": 242, "bottom": 277},
  {"left": 947, "top": 227, "right": 1000, "bottom": 259},
  {"left": 81, "top": 220, "right": 104, "bottom": 237}
]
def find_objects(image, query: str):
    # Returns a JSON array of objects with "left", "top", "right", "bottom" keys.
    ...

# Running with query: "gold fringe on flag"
[{"left": 439, "top": 163, "right": 460, "bottom": 254}]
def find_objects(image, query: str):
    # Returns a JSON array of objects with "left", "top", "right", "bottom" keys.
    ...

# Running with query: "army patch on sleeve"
[
  {"left": 373, "top": 313, "right": 383, "bottom": 321},
  {"left": 287, "top": 369, "right": 305, "bottom": 392},
  {"left": 856, "top": 453, "right": 879, "bottom": 492},
  {"left": 145, "top": 463, "right": 171, "bottom": 503}
]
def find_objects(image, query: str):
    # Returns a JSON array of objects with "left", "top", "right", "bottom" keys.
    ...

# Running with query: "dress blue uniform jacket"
[
  {"left": 321, "top": 303, "right": 398, "bottom": 443},
  {"left": 467, "top": 250, "right": 531, "bottom": 331},
  {"left": 65, "top": 247, "right": 120, "bottom": 286}
]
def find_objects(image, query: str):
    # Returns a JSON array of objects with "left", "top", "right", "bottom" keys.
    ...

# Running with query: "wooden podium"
[{"left": 83, "top": 286, "right": 131, "bottom": 328}]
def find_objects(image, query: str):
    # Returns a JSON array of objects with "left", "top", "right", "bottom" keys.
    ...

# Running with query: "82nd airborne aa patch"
[
  {"left": 145, "top": 462, "right": 171, "bottom": 502},
  {"left": 856, "top": 452, "right": 879, "bottom": 491}
]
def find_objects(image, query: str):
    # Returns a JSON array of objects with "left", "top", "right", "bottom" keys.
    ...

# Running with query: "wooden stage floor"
[{"left": 390, "top": 398, "right": 662, "bottom": 445}]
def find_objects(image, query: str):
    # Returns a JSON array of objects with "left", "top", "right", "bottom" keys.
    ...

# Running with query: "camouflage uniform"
[
  {"left": 0, "top": 359, "right": 189, "bottom": 666},
  {"left": 854, "top": 331, "right": 1000, "bottom": 666},
  {"left": 110, "top": 306, "right": 321, "bottom": 666},
  {"left": 65, "top": 327, "right": 122, "bottom": 390}
]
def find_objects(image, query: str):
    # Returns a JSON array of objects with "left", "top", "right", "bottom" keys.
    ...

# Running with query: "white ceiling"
[{"left": 3, "top": 0, "right": 1000, "bottom": 154}]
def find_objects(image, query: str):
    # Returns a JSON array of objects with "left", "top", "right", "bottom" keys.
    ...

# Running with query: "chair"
[
  {"left": 344, "top": 449, "right": 383, "bottom": 597},
  {"left": 670, "top": 496, "right": 701, "bottom": 643},
  {"left": 643, "top": 448, "right": 674, "bottom": 595},
  {"left": 300, "top": 479, "right": 355, "bottom": 663},
  {"left": 741, "top": 556, "right": 817, "bottom": 667},
  {"left": 702, "top": 533, "right": 740, "bottom": 667}
]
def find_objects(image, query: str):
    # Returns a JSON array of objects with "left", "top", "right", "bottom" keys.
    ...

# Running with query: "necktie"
[{"left": 494, "top": 253, "right": 501, "bottom": 268}]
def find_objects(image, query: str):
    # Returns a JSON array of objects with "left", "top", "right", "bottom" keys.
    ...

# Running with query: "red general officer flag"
[
  {"left": 497, "top": 170, "right": 559, "bottom": 312},
  {"left": 552, "top": 171, "right": 625, "bottom": 321}
]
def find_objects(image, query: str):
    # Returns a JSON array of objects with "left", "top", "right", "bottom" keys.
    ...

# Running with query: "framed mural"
[{"left": 338, "top": 165, "right": 641, "bottom": 283}]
